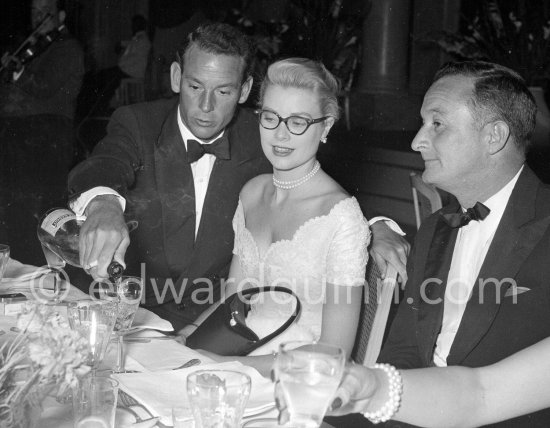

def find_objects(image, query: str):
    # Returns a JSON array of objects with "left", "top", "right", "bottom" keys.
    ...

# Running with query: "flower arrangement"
[
  {"left": 426, "top": 0, "right": 550, "bottom": 86},
  {"left": 0, "top": 302, "right": 90, "bottom": 428}
]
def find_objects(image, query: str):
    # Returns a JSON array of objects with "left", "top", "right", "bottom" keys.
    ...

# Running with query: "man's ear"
[
  {"left": 486, "top": 120, "right": 510, "bottom": 155},
  {"left": 238, "top": 76, "right": 253, "bottom": 104},
  {"left": 170, "top": 62, "right": 182, "bottom": 94}
]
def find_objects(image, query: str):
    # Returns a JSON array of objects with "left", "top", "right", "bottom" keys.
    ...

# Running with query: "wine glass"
[
  {"left": 273, "top": 341, "right": 346, "bottom": 428},
  {"left": 36, "top": 243, "right": 69, "bottom": 304},
  {"left": 67, "top": 299, "right": 118, "bottom": 375},
  {"left": 98, "top": 276, "right": 143, "bottom": 373}
]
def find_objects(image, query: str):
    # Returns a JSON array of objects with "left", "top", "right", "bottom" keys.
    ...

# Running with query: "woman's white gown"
[{"left": 232, "top": 197, "right": 370, "bottom": 355}]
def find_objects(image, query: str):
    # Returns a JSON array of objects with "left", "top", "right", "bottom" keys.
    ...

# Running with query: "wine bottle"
[{"left": 37, "top": 208, "right": 124, "bottom": 280}]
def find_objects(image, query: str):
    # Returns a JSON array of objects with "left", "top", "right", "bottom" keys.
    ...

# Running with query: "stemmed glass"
[
  {"left": 97, "top": 276, "right": 143, "bottom": 373},
  {"left": 67, "top": 299, "right": 118, "bottom": 375},
  {"left": 273, "top": 341, "right": 346, "bottom": 428},
  {"left": 37, "top": 244, "right": 68, "bottom": 304}
]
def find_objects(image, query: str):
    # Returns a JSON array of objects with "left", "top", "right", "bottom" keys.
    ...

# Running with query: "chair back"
[
  {"left": 351, "top": 260, "right": 398, "bottom": 367},
  {"left": 410, "top": 171, "right": 442, "bottom": 230}
]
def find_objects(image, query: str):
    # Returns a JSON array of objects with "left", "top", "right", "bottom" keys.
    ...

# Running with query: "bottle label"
[{"left": 41, "top": 209, "right": 76, "bottom": 237}]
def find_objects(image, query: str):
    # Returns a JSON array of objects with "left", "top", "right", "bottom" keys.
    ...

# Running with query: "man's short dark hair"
[
  {"left": 434, "top": 60, "right": 537, "bottom": 152},
  {"left": 176, "top": 22, "right": 256, "bottom": 83}
]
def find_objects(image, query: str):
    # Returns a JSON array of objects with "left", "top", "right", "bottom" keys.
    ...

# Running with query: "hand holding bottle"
[{"left": 80, "top": 195, "right": 130, "bottom": 280}]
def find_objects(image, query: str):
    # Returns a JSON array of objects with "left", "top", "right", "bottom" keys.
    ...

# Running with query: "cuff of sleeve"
[
  {"left": 69, "top": 186, "right": 126, "bottom": 219},
  {"left": 369, "top": 216, "right": 406, "bottom": 236}
]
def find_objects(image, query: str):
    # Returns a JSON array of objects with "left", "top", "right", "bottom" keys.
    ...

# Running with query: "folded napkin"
[
  {"left": 129, "top": 308, "right": 173, "bottom": 333},
  {"left": 1, "top": 258, "right": 51, "bottom": 289},
  {"left": 0, "top": 258, "right": 89, "bottom": 301},
  {"left": 113, "top": 361, "right": 275, "bottom": 426},
  {"left": 123, "top": 332, "right": 208, "bottom": 372}
]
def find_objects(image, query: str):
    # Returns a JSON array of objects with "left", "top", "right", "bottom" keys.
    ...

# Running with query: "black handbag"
[{"left": 185, "top": 286, "right": 302, "bottom": 356}]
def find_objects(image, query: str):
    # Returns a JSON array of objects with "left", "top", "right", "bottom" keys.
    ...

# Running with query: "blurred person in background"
[
  {"left": 76, "top": 14, "right": 151, "bottom": 120},
  {"left": 0, "top": 0, "right": 84, "bottom": 264}
]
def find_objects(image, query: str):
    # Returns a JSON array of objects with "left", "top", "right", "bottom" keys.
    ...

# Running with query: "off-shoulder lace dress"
[{"left": 232, "top": 196, "right": 370, "bottom": 355}]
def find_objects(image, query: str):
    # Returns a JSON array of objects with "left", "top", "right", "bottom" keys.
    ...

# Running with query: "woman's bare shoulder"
[
  {"left": 240, "top": 174, "right": 272, "bottom": 206},
  {"left": 315, "top": 173, "right": 351, "bottom": 213}
]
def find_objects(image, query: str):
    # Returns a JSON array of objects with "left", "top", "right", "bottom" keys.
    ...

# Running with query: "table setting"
[{"left": 0, "top": 254, "right": 340, "bottom": 428}]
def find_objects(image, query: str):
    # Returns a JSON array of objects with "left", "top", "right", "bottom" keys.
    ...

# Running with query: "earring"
[{"left": 321, "top": 137, "right": 327, "bottom": 144}]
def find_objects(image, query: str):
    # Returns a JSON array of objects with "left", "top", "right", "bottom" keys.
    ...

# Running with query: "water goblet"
[
  {"left": 67, "top": 299, "right": 118, "bottom": 375},
  {"left": 98, "top": 276, "right": 143, "bottom": 373},
  {"left": 187, "top": 369, "right": 251, "bottom": 428},
  {"left": 273, "top": 341, "right": 346, "bottom": 428}
]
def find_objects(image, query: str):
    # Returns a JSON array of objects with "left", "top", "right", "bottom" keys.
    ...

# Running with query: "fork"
[
  {"left": 118, "top": 390, "right": 166, "bottom": 427},
  {"left": 172, "top": 358, "right": 201, "bottom": 370}
]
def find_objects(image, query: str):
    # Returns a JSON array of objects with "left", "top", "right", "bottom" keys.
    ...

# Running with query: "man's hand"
[
  {"left": 79, "top": 195, "right": 129, "bottom": 279},
  {"left": 370, "top": 221, "right": 411, "bottom": 285}
]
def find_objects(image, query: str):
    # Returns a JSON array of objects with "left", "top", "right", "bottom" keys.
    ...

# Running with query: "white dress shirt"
[
  {"left": 433, "top": 166, "right": 524, "bottom": 366},
  {"left": 71, "top": 107, "right": 221, "bottom": 238}
]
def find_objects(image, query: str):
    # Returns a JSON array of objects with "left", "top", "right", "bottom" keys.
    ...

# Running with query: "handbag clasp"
[{"left": 230, "top": 310, "right": 239, "bottom": 327}]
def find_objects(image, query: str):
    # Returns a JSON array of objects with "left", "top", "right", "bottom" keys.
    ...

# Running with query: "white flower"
[{"left": 1, "top": 301, "right": 91, "bottom": 421}]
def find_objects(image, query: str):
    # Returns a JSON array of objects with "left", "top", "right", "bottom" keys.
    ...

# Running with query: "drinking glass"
[
  {"left": 273, "top": 341, "right": 346, "bottom": 428},
  {"left": 67, "top": 300, "right": 118, "bottom": 375},
  {"left": 0, "top": 244, "right": 9, "bottom": 282},
  {"left": 172, "top": 406, "right": 195, "bottom": 428},
  {"left": 38, "top": 243, "right": 68, "bottom": 304},
  {"left": 187, "top": 369, "right": 251, "bottom": 428},
  {"left": 72, "top": 376, "right": 119, "bottom": 428},
  {"left": 98, "top": 276, "right": 143, "bottom": 373}
]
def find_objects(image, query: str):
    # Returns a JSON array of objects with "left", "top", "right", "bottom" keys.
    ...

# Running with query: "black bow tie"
[
  {"left": 186, "top": 135, "right": 230, "bottom": 163},
  {"left": 442, "top": 202, "right": 491, "bottom": 228}
]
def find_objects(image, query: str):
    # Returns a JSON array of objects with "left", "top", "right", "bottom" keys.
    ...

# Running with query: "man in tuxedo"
[
  {"left": 377, "top": 61, "right": 550, "bottom": 427},
  {"left": 68, "top": 22, "right": 409, "bottom": 332}
]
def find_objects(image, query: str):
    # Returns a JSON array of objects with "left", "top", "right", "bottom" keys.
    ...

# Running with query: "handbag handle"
[{"left": 233, "top": 286, "right": 302, "bottom": 347}]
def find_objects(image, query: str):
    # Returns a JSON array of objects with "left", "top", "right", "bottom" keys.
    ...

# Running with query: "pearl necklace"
[{"left": 273, "top": 161, "right": 321, "bottom": 190}]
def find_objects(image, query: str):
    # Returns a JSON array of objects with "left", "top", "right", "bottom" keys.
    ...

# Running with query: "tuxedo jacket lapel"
[
  {"left": 416, "top": 201, "right": 459, "bottom": 365},
  {"left": 190, "top": 117, "right": 265, "bottom": 283},
  {"left": 154, "top": 107, "right": 196, "bottom": 276},
  {"left": 448, "top": 167, "right": 550, "bottom": 365}
]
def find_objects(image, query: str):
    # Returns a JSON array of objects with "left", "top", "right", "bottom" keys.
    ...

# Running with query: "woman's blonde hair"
[{"left": 259, "top": 58, "right": 341, "bottom": 121}]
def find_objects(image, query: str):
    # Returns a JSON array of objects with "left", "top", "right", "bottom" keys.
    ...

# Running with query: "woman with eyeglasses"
[{"left": 186, "top": 58, "right": 370, "bottom": 376}]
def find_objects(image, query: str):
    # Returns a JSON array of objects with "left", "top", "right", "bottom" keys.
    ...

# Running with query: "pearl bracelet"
[{"left": 362, "top": 363, "right": 403, "bottom": 424}]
